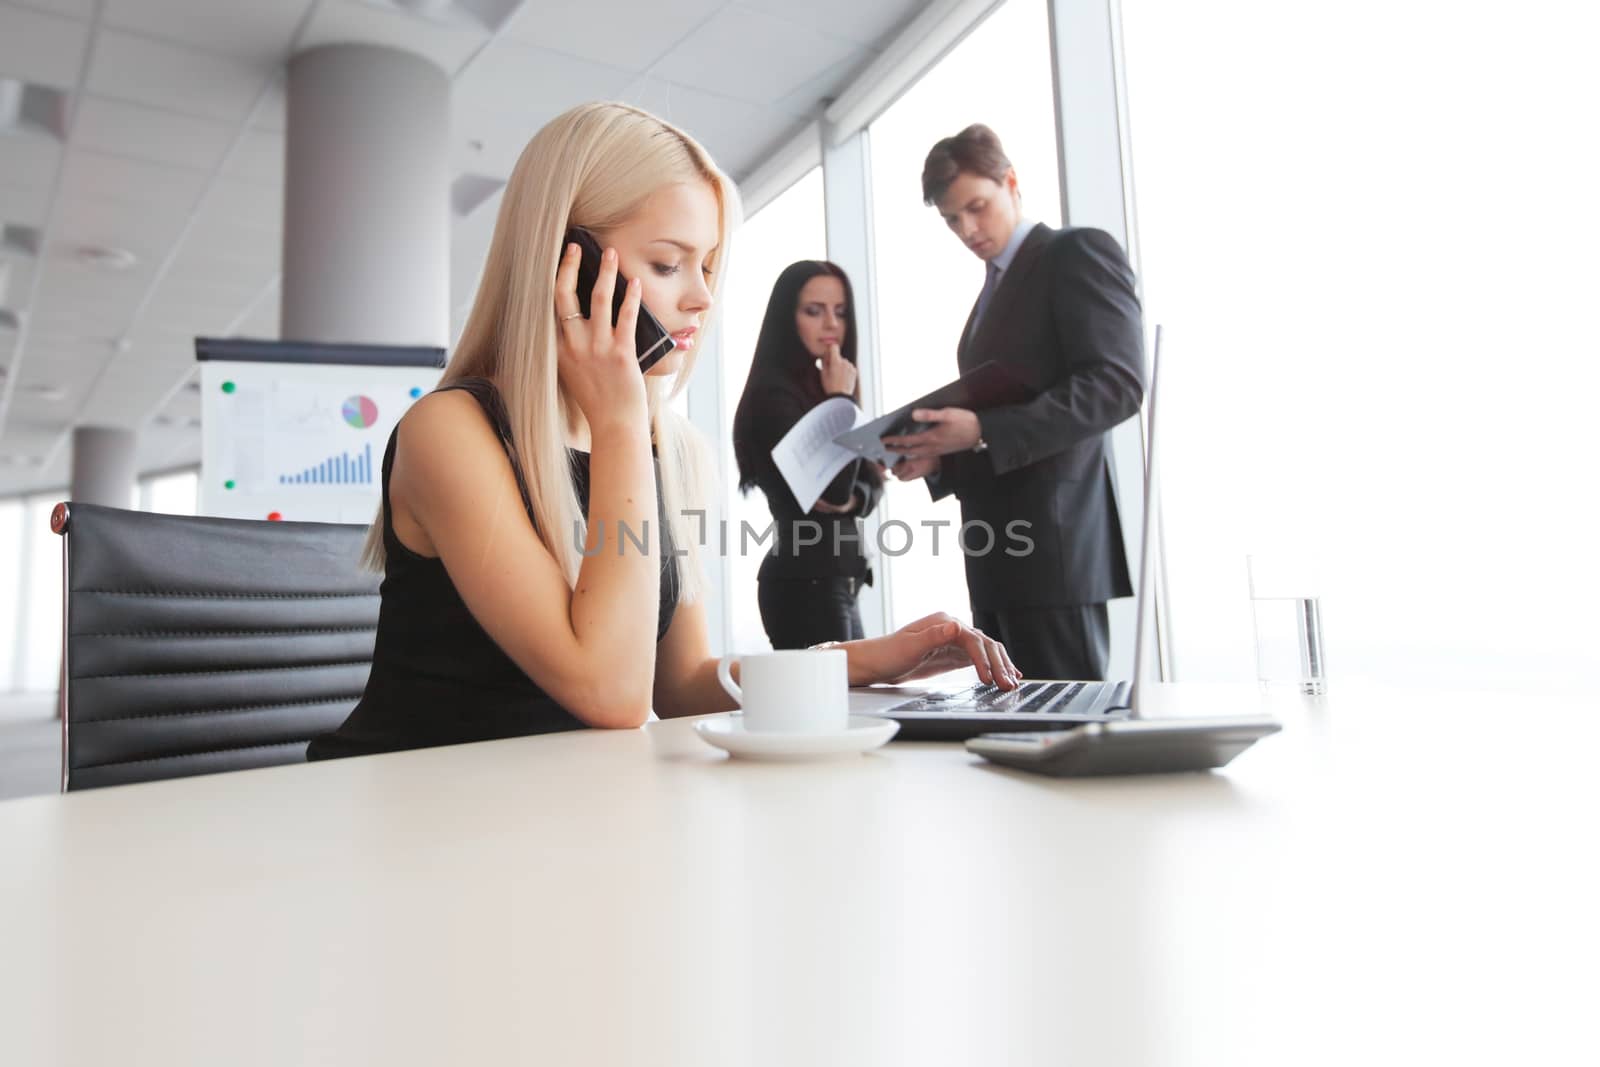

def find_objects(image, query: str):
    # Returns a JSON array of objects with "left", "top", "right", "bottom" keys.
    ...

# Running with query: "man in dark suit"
[{"left": 883, "top": 124, "right": 1145, "bottom": 680}]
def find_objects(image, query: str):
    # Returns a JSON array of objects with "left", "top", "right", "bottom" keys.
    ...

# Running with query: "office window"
[
  {"left": 1118, "top": 1, "right": 1598, "bottom": 690},
  {"left": 20, "top": 495, "right": 63, "bottom": 693},
  {"left": 716, "top": 167, "right": 827, "bottom": 652},
  {"left": 0, "top": 493, "right": 65, "bottom": 695},
  {"left": 867, "top": 0, "right": 1061, "bottom": 628},
  {"left": 141, "top": 469, "right": 200, "bottom": 516},
  {"left": 0, "top": 466, "right": 202, "bottom": 694},
  {"left": 0, "top": 499, "right": 22, "bottom": 691}
]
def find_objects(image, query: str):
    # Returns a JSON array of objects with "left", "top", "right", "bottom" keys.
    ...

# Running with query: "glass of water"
[{"left": 1247, "top": 553, "right": 1328, "bottom": 695}]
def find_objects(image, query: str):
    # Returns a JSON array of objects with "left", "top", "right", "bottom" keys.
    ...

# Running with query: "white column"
[
  {"left": 685, "top": 327, "right": 729, "bottom": 655},
  {"left": 69, "top": 427, "right": 136, "bottom": 508},
  {"left": 1048, "top": 0, "right": 1164, "bottom": 680},
  {"left": 821, "top": 126, "right": 888, "bottom": 639},
  {"left": 282, "top": 44, "right": 450, "bottom": 346}
]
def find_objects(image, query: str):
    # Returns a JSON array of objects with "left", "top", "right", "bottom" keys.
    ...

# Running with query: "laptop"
[{"left": 867, "top": 327, "right": 1169, "bottom": 743}]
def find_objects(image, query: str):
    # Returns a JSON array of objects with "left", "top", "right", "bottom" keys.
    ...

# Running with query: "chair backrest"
[{"left": 52, "top": 502, "right": 381, "bottom": 791}]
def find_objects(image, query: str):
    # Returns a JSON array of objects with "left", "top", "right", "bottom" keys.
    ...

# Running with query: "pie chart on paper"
[{"left": 341, "top": 395, "right": 379, "bottom": 429}]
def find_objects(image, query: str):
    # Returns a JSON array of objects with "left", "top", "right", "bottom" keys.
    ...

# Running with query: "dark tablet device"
[{"left": 966, "top": 717, "right": 1281, "bottom": 777}]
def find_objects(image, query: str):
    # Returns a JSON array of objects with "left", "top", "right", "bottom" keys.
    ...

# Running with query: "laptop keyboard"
[{"left": 895, "top": 680, "right": 1089, "bottom": 715}]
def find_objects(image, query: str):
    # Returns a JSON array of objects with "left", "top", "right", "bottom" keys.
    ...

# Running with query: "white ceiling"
[{"left": 0, "top": 0, "right": 929, "bottom": 496}]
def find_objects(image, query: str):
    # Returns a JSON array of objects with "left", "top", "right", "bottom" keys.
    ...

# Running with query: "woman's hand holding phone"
[{"left": 554, "top": 240, "right": 648, "bottom": 434}]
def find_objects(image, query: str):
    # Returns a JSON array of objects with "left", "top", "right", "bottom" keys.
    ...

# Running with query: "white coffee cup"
[{"left": 716, "top": 649, "right": 848, "bottom": 734}]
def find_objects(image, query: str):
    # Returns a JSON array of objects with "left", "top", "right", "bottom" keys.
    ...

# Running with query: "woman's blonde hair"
[{"left": 362, "top": 101, "right": 736, "bottom": 602}]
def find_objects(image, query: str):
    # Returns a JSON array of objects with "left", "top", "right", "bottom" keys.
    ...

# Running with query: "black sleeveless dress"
[{"left": 307, "top": 377, "right": 678, "bottom": 760}]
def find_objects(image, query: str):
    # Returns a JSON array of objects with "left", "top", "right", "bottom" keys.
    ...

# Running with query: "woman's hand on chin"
[{"left": 839, "top": 612, "right": 1021, "bottom": 690}]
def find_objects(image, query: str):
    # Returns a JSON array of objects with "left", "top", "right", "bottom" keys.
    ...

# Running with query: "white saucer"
[{"left": 693, "top": 714, "right": 899, "bottom": 761}]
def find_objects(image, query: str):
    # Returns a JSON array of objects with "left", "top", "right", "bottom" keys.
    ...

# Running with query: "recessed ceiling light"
[
  {"left": 1, "top": 224, "right": 40, "bottom": 259},
  {"left": 23, "top": 384, "right": 67, "bottom": 402},
  {"left": 362, "top": 0, "right": 520, "bottom": 33},
  {"left": 0, "top": 78, "right": 67, "bottom": 141},
  {"left": 0, "top": 308, "right": 19, "bottom": 332},
  {"left": 76, "top": 245, "right": 139, "bottom": 272}
]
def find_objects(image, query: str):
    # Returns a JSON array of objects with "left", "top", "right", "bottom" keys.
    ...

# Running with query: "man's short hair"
[{"left": 921, "top": 124, "right": 1014, "bottom": 206}]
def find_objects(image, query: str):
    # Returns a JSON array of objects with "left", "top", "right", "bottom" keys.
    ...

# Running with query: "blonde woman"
[{"left": 309, "top": 103, "right": 1019, "bottom": 760}]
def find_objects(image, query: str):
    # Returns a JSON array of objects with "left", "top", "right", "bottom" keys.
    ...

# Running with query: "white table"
[{"left": 1, "top": 683, "right": 1595, "bottom": 1066}]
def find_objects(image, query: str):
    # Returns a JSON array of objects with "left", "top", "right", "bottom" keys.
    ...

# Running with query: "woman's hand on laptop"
[{"left": 832, "top": 613, "right": 1021, "bottom": 690}]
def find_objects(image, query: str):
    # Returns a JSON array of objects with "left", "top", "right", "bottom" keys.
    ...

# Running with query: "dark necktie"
[{"left": 972, "top": 261, "right": 1002, "bottom": 333}]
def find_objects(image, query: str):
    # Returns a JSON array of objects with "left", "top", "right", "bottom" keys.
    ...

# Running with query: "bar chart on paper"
[
  {"left": 279, "top": 443, "right": 374, "bottom": 485},
  {"left": 201, "top": 363, "right": 438, "bottom": 522}
]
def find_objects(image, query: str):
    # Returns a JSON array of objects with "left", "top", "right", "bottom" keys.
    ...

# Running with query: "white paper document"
[
  {"left": 768, "top": 362, "right": 1035, "bottom": 511},
  {"left": 770, "top": 396, "right": 870, "bottom": 512}
]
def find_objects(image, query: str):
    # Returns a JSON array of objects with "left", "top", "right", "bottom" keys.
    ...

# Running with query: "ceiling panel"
[
  {"left": 0, "top": 2, "right": 90, "bottom": 90},
  {"left": 29, "top": 262, "right": 150, "bottom": 325},
  {"left": 301, "top": 0, "right": 489, "bottom": 75},
  {"left": 58, "top": 149, "right": 209, "bottom": 216},
  {"left": 449, "top": 106, "right": 537, "bottom": 177},
  {"left": 22, "top": 301, "right": 132, "bottom": 343},
  {"left": 454, "top": 39, "right": 634, "bottom": 121},
  {"left": 110, "top": 336, "right": 195, "bottom": 381},
  {"left": 0, "top": 133, "right": 62, "bottom": 191},
  {"left": 150, "top": 378, "right": 200, "bottom": 422},
  {"left": 7, "top": 386, "right": 84, "bottom": 422},
  {"left": 125, "top": 323, "right": 206, "bottom": 350},
  {"left": 0, "top": 180, "right": 53, "bottom": 227},
  {"left": 89, "top": 29, "right": 275, "bottom": 123},
  {"left": 7, "top": 0, "right": 95, "bottom": 19},
  {"left": 252, "top": 76, "right": 287, "bottom": 132},
  {"left": 0, "top": 424, "right": 62, "bottom": 475},
  {"left": 772, "top": 48, "right": 878, "bottom": 120},
  {"left": 221, "top": 128, "right": 284, "bottom": 186},
  {"left": 201, "top": 178, "right": 282, "bottom": 231},
  {"left": 53, "top": 192, "right": 189, "bottom": 266},
  {"left": 503, "top": 0, "right": 725, "bottom": 72},
  {"left": 128, "top": 293, "right": 241, "bottom": 342},
  {"left": 71, "top": 95, "right": 235, "bottom": 173},
  {"left": 0, "top": 0, "right": 940, "bottom": 491},
  {"left": 2, "top": 253, "right": 37, "bottom": 298},
  {"left": 12, "top": 371, "right": 103, "bottom": 437},
  {"left": 738, "top": 0, "right": 921, "bottom": 49},
  {"left": 76, "top": 355, "right": 185, "bottom": 426},
  {"left": 626, "top": 77, "right": 791, "bottom": 180},
  {"left": 13, "top": 335, "right": 106, "bottom": 382},
  {"left": 150, "top": 275, "right": 263, "bottom": 315},
  {"left": 655, "top": 6, "right": 864, "bottom": 106},
  {"left": 102, "top": 0, "right": 312, "bottom": 64},
  {"left": 165, "top": 250, "right": 278, "bottom": 292},
  {"left": 227, "top": 287, "right": 279, "bottom": 339},
  {"left": 182, "top": 215, "right": 279, "bottom": 272}
]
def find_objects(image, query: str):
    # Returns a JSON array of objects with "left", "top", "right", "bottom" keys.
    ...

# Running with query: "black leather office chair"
[{"left": 51, "top": 502, "right": 381, "bottom": 791}]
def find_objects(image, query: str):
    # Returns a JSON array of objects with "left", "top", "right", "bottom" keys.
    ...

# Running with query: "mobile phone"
[
  {"left": 965, "top": 716, "right": 1281, "bottom": 777},
  {"left": 563, "top": 226, "right": 676, "bottom": 372}
]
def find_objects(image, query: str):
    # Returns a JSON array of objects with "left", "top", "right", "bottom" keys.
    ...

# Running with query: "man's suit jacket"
[{"left": 929, "top": 223, "right": 1145, "bottom": 609}]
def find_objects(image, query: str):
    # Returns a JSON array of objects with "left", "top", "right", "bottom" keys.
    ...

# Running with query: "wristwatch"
[{"left": 971, "top": 436, "right": 988, "bottom": 454}]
